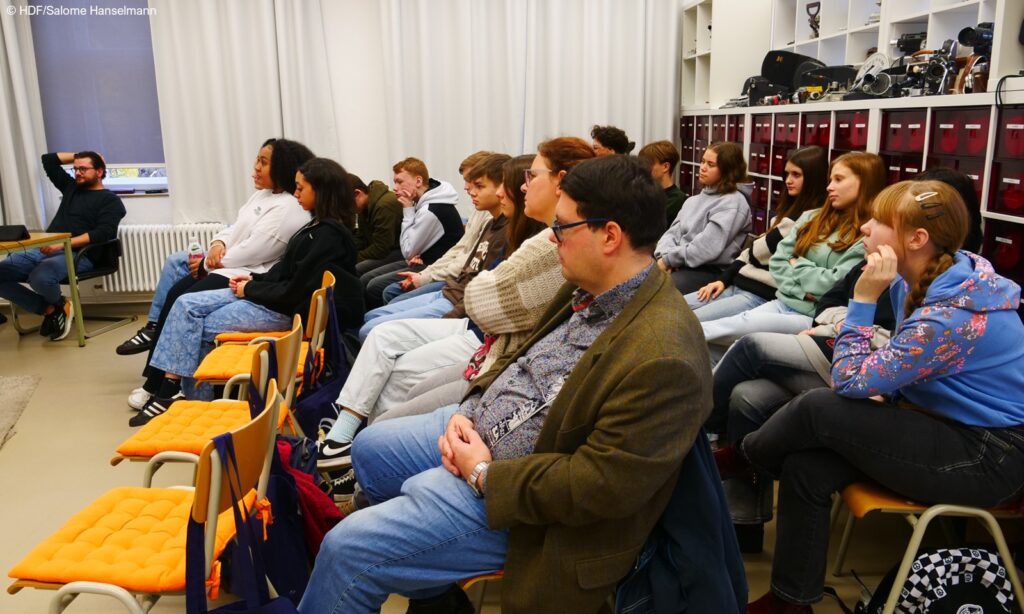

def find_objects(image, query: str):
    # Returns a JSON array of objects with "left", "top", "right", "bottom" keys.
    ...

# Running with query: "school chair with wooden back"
[
  {"left": 110, "top": 316, "right": 303, "bottom": 475},
  {"left": 7, "top": 380, "right": 283, "bottom": 614},
  {"left": 191, "top": 270, "right": 335, "bottom": 407}
]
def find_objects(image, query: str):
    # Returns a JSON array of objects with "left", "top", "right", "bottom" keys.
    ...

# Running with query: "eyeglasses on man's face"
[
  {"left": 73, "top": 166, "right": 95, "bottom": 174},
  {"left": 550, "top": 218, "right": 609, "bottom": 242},
  {"left": 524, "top": 168, "right": 554, "bottom": 186}
]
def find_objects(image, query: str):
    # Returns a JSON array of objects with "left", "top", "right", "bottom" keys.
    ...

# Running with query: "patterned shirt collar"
[{"left": 570, "top": 262, "right": 654, "bottom": 322}]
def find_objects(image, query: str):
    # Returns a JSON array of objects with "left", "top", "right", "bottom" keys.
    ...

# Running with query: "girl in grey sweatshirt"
[{"left": 655, "top": 141, "right": 753, "bottom": 294}]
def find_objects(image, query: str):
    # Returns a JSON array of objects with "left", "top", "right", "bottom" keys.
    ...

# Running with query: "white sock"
[{"left": 327, "top": 410, "right": 362, "bottom": 444}]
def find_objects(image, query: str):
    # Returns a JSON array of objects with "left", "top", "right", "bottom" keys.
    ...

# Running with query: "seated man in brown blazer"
[{"left": 299, "top": 155, "right": 714, "bottom": 614}]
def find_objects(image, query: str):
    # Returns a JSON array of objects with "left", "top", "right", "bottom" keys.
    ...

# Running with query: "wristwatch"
[{"left": 467, "top": 461, "right": 489, "bottom": 497}]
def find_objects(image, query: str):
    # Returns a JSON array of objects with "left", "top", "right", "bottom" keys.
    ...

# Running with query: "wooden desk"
[{"left": 0, "top": 232, "right": 86, "bottom": 346}]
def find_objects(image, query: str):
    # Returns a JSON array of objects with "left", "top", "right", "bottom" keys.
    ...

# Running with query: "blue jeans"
[
  {"left": 685, "top": 286, "right": 768, "bottom": 321},
  {"left": 149, "top": 288, "right": 290, "bottom": 379},
  {"left": 148, "top": 251, "right": 191, "bottom": 322},
  {"left": 358, "top": 290, "right": 455, "bottom": 342},
  {"left": 382, "top": 279, "right": 446, "bottom": 304},
  {"left": 300, "top": 405, "right": 508, "bottom": 613},
  {"left": 0, "top": 249, "right": 93, "bottom": 314},
  {"left": 701, "top": 299, "right": 812, "bottom": 345}
]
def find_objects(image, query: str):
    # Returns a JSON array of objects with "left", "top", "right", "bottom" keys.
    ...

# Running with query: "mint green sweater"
[{"left": 768, "top": 208, "right": 865, "bottom": 315}]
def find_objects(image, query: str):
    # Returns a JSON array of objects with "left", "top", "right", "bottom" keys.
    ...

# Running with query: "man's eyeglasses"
[
  {"left": 551, "top": 218, "right": 609, "bottom": 242},
  {"left": 73, "top": 166, "right": 95, "bottom": 174},
  {"left": 524, "top": 168, "right": 554, "bottom": 186}
]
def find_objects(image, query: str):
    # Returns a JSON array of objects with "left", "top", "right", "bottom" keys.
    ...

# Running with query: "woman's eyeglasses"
[{"left": 524, "top": 168, "right": 554, "bottom": 186}]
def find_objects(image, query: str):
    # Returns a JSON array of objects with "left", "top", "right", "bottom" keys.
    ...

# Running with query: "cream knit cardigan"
[{"left": 463, "top": 228, "right": 565, "bottom": 376}]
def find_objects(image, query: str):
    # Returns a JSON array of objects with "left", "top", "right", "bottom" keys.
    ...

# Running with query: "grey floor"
[{"left": 0, "top": 309, "right": 952, "bottom": 613}]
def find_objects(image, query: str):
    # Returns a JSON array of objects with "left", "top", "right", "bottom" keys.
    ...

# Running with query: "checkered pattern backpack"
[{"left": 856, "top": 548, "right": 1015, "bottom": 613}]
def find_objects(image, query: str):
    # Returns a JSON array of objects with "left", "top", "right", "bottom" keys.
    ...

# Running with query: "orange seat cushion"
[
  {"left": 841, "top": 482, "right": 927, "bottom": 518},
  {"left": 8, "top": 487, "right": 255, "bottom": 593},
  {"left": 841, "top": 482, "right": 1020, "bottom": 518},
  {"left": 192, "top": 342, "right": 309, "bottom": 383},
  {"left": 115, "top": 400, "right": 250, "bottom": 459},
  {"left": 214, "top": 330, "right": 291, "bottom": 344},
  {"left": 115, "top": 400, "right": 291, "bottom": 460}
]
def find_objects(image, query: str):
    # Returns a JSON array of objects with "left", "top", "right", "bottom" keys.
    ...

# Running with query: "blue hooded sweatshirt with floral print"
[{"left": 832, "top": 251, "right": 1024, "bottom": 427}]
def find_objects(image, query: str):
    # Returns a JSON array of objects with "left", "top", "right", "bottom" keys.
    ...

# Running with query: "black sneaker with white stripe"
[
  {"left": 117, "top": 322, "right": 158, "bottom": 355},
  {"left": 49, "top": 297, "right": 74, "bottom": 341},
  {"left": 316, "top": 438, "right": 353, "bottom": 470},
  {"left": 323, "top": 468, "right": 357, "bottom": 503},
  {"left": 129, "top": 391, "right": 185, "bottom": 427}
]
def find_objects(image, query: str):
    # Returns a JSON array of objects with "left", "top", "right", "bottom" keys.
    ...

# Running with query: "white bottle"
[{"left": 187, "top": 236, "right": 207, "bottom": 279}]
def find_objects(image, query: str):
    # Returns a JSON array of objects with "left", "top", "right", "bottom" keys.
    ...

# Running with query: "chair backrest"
[
  {"left": 66, "top": 238, "right": 122, "bottom": 282},
  {"left": 247, "top": 341, "right": 272, "bottom": 400},
  {"left": 273, "top": 315, "right": 304, "bottom": 406},
  {"left": 306, "top": 270, "right": 336, "bottom": 351},
  {"left": 191, "top": 379, "right": 279, "bottom": 574}
]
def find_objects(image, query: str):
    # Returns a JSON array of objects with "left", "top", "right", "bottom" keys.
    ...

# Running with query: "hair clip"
[{"left": 914, "top": 191, "right": 946, "bottom": 219}]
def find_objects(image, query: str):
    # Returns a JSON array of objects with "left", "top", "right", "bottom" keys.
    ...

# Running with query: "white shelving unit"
[{"left": 679, "top": 0, "right": 773, "bottom": 108}]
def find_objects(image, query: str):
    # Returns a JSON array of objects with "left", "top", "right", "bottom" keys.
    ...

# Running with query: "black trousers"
[{"left": 742, "top": 388, "right": 1024, "bottom": 604}]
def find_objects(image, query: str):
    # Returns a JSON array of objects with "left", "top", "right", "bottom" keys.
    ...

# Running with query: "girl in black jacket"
[{"left": 132, "top": 158, "right": 357, "bottom": 426}]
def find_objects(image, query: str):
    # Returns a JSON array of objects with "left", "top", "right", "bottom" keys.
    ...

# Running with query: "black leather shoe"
[{"left": 406, "top": 584, "right": 474, "bottom": 614}]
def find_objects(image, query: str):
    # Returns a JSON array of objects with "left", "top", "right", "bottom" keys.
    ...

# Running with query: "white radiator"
[{"left": 104, "top": 223, "right": 226, "bottom": 293}]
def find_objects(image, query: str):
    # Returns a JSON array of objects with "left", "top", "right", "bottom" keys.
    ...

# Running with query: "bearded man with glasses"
[{"left": 0, "top": 151, "right": 125, "bottom": 340}]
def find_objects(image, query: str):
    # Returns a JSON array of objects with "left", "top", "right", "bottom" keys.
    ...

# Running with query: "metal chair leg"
[
  {"left": 9, "top": 304, "right": 40, "bottom": 335},
  {"left": 882, "top": 505, "right": 1024, "bottom": 614},
  {"left": 831, "top": 507, "right": 856, "bottom": 577}
]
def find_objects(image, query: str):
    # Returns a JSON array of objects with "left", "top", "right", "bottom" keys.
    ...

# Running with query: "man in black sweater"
[{"left": 0, "top": 151, "right": 125, "bottom": 340}]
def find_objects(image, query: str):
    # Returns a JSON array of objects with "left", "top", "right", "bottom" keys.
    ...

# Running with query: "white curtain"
[
  {"left": 148, "top": 0, "right": 283, "bottom": 223},
  {"left": 148, "top": 0, "right": 682, "bottom": 220},
  {"left": 274, "top": 0, "right": 342, "bottom": 161},
  {"left": 0, "top": 8, "right": 51, "bottom": 228},
  {"left": 375, "top": 0, "right": 681, "bottom": 188}
]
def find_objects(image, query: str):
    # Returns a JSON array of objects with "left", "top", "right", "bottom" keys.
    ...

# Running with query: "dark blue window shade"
[{"left": 30, "top": 0, "right": 164, "bottom": 164}]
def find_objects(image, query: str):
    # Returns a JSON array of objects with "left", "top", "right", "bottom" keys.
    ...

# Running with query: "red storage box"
[
  {"left": 711, "top": 116, "right": 727, "bottom": 141},
  {"left": 752, "top": 114, "right": 773, "bottom": 144},
  {"left": 801, "top": 112, "right": 831, "bottom": 148},
  {"left": 695, "top": 116, "right": 711, "bottom": 141},
  {"left": 834, "top": 111, "right": 869, "bottom": 150},
  {"left": 958, "top": 158, "right": 985, "bottom": 204},
  {"left": 749, "top": 144, "right": 770, "bottom": 175},
  {"left": 726, "top": 115, "right": 743, "bottom": 143},
  {"left": 772, "top": 147, "right": 790, "bottom": 176},
  {"left": 981, "top": 220, "right": 1024, "bottom": 283},
  {"left": 996, "top": 106, "right": 1024, "bottom": 160},
  {"left": 750, "top": 177, "right": 768, "bottom": 209},
  {"left": 989, "top": 161, "right": 1024, "bottom": 217},
  {"left": 883, "top": 154, "right": 904, "bottom": 185},
  {"left": 931, "top": 107, "right": 990, "bottom": 157},
  {"left": 881, "top": 109, "right": 926, "bottom": 154},
  {"left": 770, "top": 181, "right": 783, "bottom": 206},
  {"left": 693, "top": 139, "right": 709, "bottom": 163},
  {"left": 678, "top": 165, "right": 695, "bottom": 196},
  {"left": 926, "top": 155, "right": 984, "bottom": 205},
  {"left": 680, "top": 116, "right": 696, "bottom": 143},
  {"left": 775, "top": 114, "right": 799, "bottom": 146},
  {"left": 751, "top": 206, "right": 768, "bottom": 235},
  {"left": 681, "top": 142, "right": 694, "bottom": 165}
]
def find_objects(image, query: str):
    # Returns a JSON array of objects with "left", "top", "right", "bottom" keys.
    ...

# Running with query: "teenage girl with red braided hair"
[{"left": 727, "top": 179, "right": 1024, "bottom": 613}]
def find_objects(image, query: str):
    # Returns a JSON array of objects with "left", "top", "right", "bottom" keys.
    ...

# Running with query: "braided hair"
[{"left": 871, "top": 180, "right": 969, "bottom": 316}]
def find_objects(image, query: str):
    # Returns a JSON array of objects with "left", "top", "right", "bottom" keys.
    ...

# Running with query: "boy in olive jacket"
[{"left": 351, "top": 174, "right": 402, "bottom": 269}]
